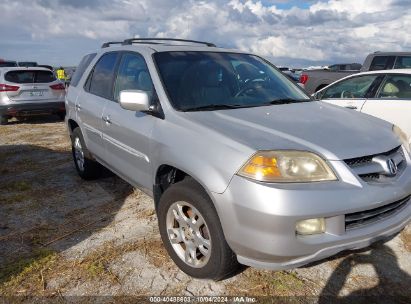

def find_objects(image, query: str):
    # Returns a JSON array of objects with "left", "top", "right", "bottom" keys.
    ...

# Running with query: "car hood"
[{"left": 182, "top": 101, "right": 399, "bottom": 160}]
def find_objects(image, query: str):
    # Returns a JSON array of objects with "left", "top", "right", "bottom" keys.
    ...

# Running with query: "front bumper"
[
  {"left": 0, "top": 101, "right": 65, "bottom": 116},
  {"left": 211, "top": 159, "right": 411, "bottom": 270}
]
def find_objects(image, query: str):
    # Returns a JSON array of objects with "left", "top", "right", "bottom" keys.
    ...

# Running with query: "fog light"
[{"left": 296, "top": 218, "right": 325, "bottom": 235}]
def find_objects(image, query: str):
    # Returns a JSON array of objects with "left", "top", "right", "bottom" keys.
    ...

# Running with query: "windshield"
[{"left": 153, "top": 52, "right": 309, "bottom": 111}]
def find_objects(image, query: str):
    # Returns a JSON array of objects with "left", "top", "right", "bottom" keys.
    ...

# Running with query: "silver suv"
[
  {"left": 0, "top": 67, "right": 66, "bottom": 124},
  {"left": 66, "top": 38, "right": 411, "bottom": 280}
]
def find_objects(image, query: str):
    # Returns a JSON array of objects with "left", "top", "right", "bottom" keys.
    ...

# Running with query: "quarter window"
[
  {"left": 70, "top": 53, "right": 97, "bottom": 87},
  {"left": 322, "top": 75, "right": 379, "bottom": 99},
  {"left": 113, "top": 53, "right": 154, "bottom": 101},
  {"left": 88, "top": 52, "right": 120, "bottom": 99},
  {"left": 377, "top": 75, "right": 411, "bottom": 99}
]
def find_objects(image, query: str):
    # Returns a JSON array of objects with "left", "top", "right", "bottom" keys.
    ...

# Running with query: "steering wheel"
[
  {"left": 341, "top": 90, "right": 355, "bottom": 98},
  {"left": 235, "top": 78, "right": 265, "bottom": 97}
]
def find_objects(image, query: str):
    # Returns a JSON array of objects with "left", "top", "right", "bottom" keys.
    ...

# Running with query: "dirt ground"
[{"left": 1, "top": 116, "right": 411, "bottom": 302}]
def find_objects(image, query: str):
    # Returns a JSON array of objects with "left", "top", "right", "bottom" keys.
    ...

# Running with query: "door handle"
[
  {"left": 102, "top": 115, "right": 111, "bottom": 124},
  {"left": 345, "top": 106, "right": 357, "bottom": 110},
  {"left": 75, "top": 104, "right": 81, "bottom": 111}
]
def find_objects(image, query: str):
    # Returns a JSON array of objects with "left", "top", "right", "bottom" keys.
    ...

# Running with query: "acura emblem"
[{"left": 387, "top": 159, "right": 398, "bottom": 175}]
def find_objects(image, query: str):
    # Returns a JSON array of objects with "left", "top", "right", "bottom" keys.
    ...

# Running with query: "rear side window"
[
  {"left": 88, "top": 52, "right": 120, "bottom": 99},
  {"left": 5, "top": 70, "right": 56, "bottom": 83},
  {"left": 394, "top": 56, "right": 411, "bottom": 69},
  {"left": 377, "top": 75, "right": 411, "bottom": 99},
  {"left": 369, "top": 56, "right": 395, "bottom": 71},
  {"left": 70, "top": 53, "right": 97, "bottom": 87}
]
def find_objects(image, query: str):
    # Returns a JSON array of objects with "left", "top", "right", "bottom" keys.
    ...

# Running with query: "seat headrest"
[{"left": 383, "top": 82, "right": 399, "bottom": 94}]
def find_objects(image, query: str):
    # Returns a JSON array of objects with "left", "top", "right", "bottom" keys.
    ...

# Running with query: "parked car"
[
  {"left": 38, "top": 64, "right": 54, "bottom": 71},
  {"left": 0, "top": 67, "right": 66, "bottom": 124},
  {"left": 301, "top": 52, "right": 411, "bottom": 95},
  {"left": 66, "top": 38, "right": 411, "bottom": 280},
  {"left": 282, "top": 70, "right": 300, "bottom": 82},
  {"left": 0, "top": 60, "right": 18, "bottom": 68},
  {"left": 361, "top": 52, "right": 411, "bottom": 72},
  {"left": 313, "top": 69, "right": 411, "bottom": 147},
  {"left": 18, "top": 61, "right": 38, "bottom": 67},
  {"left": 299, "top": 63, "right": 362, "bottom": 94}
]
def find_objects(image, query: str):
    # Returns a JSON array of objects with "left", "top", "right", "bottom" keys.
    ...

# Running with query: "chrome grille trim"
[
  {"left": 345, "top": 196, "right": 410, "bottom": 230},
  {"left": 344, "top": 146, "right": 405, "bottom": 182}
]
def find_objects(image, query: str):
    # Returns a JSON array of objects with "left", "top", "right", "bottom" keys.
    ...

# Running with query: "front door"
[{"left": 319, "top": 74, "right": 382, "bottom": 111}]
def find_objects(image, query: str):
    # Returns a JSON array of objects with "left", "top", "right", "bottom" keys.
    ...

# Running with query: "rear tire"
[
  {"left": 71, "top": 127, "right": 103, "bottom": 180},
  {"left": 158, "top": 178, "right": 240, "bottom": 280},
  {"left": 0, "top": 115, "right": 8, "bottom": 125}
]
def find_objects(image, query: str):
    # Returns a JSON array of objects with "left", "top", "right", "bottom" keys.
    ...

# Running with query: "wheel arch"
[
  {"left": 153, "top": 164, "right": 212, "bottom": 212},
  {"left": 67, "top": 119, "right": 79, "bottom": 136}
]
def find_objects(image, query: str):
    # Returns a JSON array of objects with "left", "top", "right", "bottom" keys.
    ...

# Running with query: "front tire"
[
  {"left": 158, "top": 178, "right": 240, "bottom": 280},
  {"left": 71, "top": 127, "right": 102, "bottom": 180}
]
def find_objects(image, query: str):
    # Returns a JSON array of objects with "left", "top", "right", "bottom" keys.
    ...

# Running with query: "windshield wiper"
[
  {"left": 269, "top": 98, "right": 311, "bottom": 105},
  {"left": 183, "top": 104, "right": 252, "bottom": 112},
  {"left": 268, "top": 98, "right": 311, "bottom": 105}
]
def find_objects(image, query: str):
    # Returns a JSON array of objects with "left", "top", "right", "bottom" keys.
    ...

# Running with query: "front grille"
[
  {"left": 344, "top": 146, "right": 406, "bottom": 182},
  {"left": 345, "top": 196, "right": 410, "bottom": 230}
]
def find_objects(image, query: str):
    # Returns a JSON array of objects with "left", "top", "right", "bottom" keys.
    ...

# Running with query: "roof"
[
  {"left": 101, "top": 43, "right": 242, "bottom": 54},
  {"left": 0, "top": 67, "right": 52, "bottom": 72},
  {"left": 370, "top": 52, "right": 411, "bottom": 56},
  {"left": 99, "top": 38, "right": 245, "bottom": 54}
]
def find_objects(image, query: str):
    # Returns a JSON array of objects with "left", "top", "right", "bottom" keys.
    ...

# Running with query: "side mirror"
[{"left": 119, "top": 90, "right": 150, "bottom": 112}]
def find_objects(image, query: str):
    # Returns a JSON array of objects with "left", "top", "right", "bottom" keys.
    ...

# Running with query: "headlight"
[
  {"left": 393, "top": 125, "right": 410, "bottom": 153},
  {"left": 238, "top": 150, "right": 337, "bottom": 183}
]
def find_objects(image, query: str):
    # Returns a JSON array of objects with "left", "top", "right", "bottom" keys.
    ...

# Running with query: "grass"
[
  {"left": 4, "top": 181, "right": 31, "bottom": 192},
  {"left": 0, "top": 248, "right": 57, "bottom": 294},
  {"left": 225, "top": 269, "right": 310, "bottom": 296}
]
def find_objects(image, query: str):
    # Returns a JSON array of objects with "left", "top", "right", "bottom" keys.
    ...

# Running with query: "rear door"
[
  {"left": 77, "top": 52, "right": 121, "bottom": 160},
  {"left": 101, "top": 52, "right": 156, "bottom": 191},
  {"left": 4, "top": 70, "right": 64, "bottom": 103},
  {"left": 319, "top": 74, "right": 383, "bottom": 111},
  {"left": 361, "top": 74, "right": 411, "bottom": 141}
]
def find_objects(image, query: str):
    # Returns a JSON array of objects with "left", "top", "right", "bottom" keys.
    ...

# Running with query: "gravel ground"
[{"left": 0, "top": 116, "right": 410, "bottom": 302}]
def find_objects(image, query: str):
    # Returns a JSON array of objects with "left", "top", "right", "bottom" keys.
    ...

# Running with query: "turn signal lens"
[{"left": 238, "top": 151, "right": 337, "bottom": 183}]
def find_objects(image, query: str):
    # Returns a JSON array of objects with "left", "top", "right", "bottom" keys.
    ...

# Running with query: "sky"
[{"left": 1, "top": 0, "right": 411, "bottom": 68}]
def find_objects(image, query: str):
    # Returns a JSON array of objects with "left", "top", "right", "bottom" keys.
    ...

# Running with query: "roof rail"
[
  {"left": 101, "top": 41, "right": 123, "bottom": 48},
  {"left": 122, "top": 38, "right": 216, "bottom": 47}
]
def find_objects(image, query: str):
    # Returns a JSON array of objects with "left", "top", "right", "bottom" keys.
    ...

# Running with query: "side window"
[
  {"left": 394, "top": 56, "right": 411, "bottom": 69},
  {"left": 71, "top": 53, "right": 97, "bottom": 87},
  {"left": 113, "top": 53, "right": 154, "bottom": 101},
  {"left": 88, "top": 52, "right": 120, "bottom": 99},
  {"left": 322, "top": 75, "right": 378, "bottom": 99},
  {"left": 369, "top": 56, "right": 395, "bottom": 71},
  {"left": 377, "top": 75, "right": 411, "bottom": 99}
]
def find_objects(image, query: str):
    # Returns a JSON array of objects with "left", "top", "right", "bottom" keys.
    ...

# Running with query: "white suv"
[{"left": 0, "top": 67, "right": 66, "bottom": 124}]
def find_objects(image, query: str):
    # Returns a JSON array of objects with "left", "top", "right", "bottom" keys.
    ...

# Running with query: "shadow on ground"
[
  {"left": 0, "top": 144, "right": 133, "bottom": 285},
  {"left": 317, "top": 240, "right": 411, "bottom": 302},
  {"left": 6, "top": 114, "right": 64, "bottom": 125}
]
